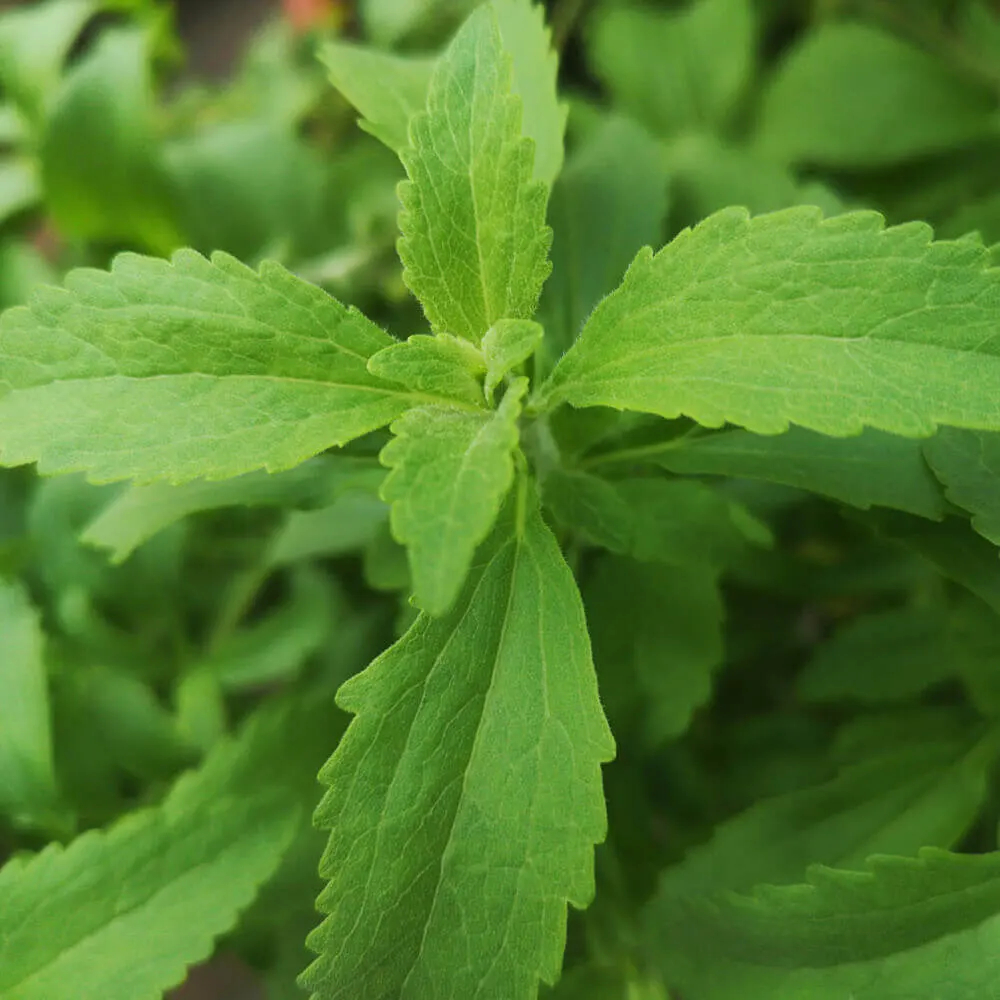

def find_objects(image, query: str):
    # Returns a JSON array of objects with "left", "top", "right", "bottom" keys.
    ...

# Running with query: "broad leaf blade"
[
  {"left": 757, "top": 22, "right": 997, "bottom": 167},
  {"left": 368, "top": 332, "right": 487, "bottom": 408},
  {"left": 647, "top": 849, "right": 1000, "bottom": 1000},
  {"left": 924, "top": 427, "right": 1000, "bottom": 545},
  {"left": 541, "top": 208, "right": 1000, "bottom": 438},
  {"left": 651, "top": 426, "right": 947, "bottom": 519},
  {"left": 398, "top": 3, "right": 552, "bottom": 342},
  {"left": 380, "top": 380, "right": 525, "bottom": 614},
  {"left": 0, "top": 579, "right": 58, "bottom": 828},
  {"left": 301, "top": 487, "right": 615, "bottom": 999},
  {"left": 0, "top": 696, "right": 337, "bottom": 1000},
  {"left": 0, "top": 251, "right": 414, "bottom": 483},
  {"left": 482, "top": 318, "right": 542, "bottom": 399}
]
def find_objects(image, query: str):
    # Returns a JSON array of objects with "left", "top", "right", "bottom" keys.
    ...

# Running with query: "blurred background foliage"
[{"left": 3, "top": 0, "right": 1000, "bottom": 996}]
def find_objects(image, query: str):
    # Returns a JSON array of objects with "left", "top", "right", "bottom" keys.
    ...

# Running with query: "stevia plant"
[{"left": 8, "top": 0, "right": 1000, "bottom": 998}]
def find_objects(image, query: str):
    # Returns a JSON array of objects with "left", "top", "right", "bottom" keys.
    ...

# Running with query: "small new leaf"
[
  {"left": 0, "top": 251, "right": 417, "bottom": 483},
  {"left": 301, "top": 488, "right": 614, "bottom": 999},
  {"left": 380, "top": 379, "right": 526, "bottom": 615},
  {"left": 368, "top": 332, "right": 487, "bottom": 409},
  {"left": 482, "top": 318, "right": 542, "bottom": 400},
  {"left": 398, "top": 3, "right": 552, "bottom": 343}
]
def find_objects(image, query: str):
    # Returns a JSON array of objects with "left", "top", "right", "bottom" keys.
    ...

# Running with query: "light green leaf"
[
  {"left": 540, "top": 207, "right": 1000, "bottom": 438},
  {"left": 320, "top": 41, "right": 434, "bottom": 154},
  {"left": 539, "top": 115, "right": 668, "bottom": 366},
  {"left": 586, "top": 555, "right": 723, "bottom": 744},
  {"left": 757, "top": 22, "right": 998, "bottom": 167},
  {"left": 492, "top": 0, "right": 566, "bottom": 187},
  {"left": 648, "top": 726, "right": 1000, "bottom": 903},
  {"left": 650, "top": 426, "right": 948, "bottom": 519},
  {"left": 0, "top": 696, "right": 336, "bottom": 1000},
  {"left": 360, "top": 0, "right": 477, "bottom": 48},
  {"left": 368, "top": 332, "right": 487, "bottom": 408},
  {"left": 482, "top": 318, "right": 542, "bottom": 400},
  {"left": 398, "top": 4, "right": 551, "bottom": 343},
  {"left": 796, "top": 607, "right": 961, "bottom": 704},
  {"left": 380, "top": 379, "right": 526, "bottom": 614},
  {"left": 268, "top": 492, "right": 388, "bottom": 567},
  {"left": 588, "top": 0, "right": 754, "bottom": 138},
  {"left": 0, "top": 250, "right": 415, "bottom": 484},
  {"left": 81, "top": 456, "right": 369, "bottom": 562},
  {"left": 40, "top": 27, "right": 181, "bottom": 254},
  {"left": 647, "top": 848, "right": 1000, "bottom": 1000},
  {"left": 924, "top": 427, "right": 1000, "bottom": 545},
  {"left": 0, "top": 0, "right": 94, "bottom": 123},
  {"left": 0, "top": 579, "right": 58, "bottom": 828},
  {"left": 301, "top": 486, "right": 614, "bottom": 999}
]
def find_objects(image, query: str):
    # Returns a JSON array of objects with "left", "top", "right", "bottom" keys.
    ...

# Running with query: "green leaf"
[
  {"left": 482, "top": 318, "right": 542, "bottom": 400},
  {"left": 492, "top": 0, "right": 566, "bottom": 188},
  {"left": 650, "top": 426, "right": 948, "bottom": 519},
  {"left": 648, "top": 726, "right": 1000, "bottom": 902},
  {"left": 81, "top": 456, "right": 368, "bottom": 563},
  {"left": 40, "top": 27, "right": 182, "bottom": 254},
  {"left": 194, "top": 569, "right": 334, "bottom": 691},
  {"left": 538, "top": 115, "right": 668, "bottom": 366},
  {"left": 380, "top": 379, "right": 526, "bottom": 615},
  {"left": 368, "top": 332, "right": 487, "bottom": 409},
  {"left": 165, "top": 120, "right": 328, "bottom": 262},
  {"left": 0, "top": 579, "right": 58, "bottom": 828},
  {"left": 796, "top": 607, "right": 962, "bottom": 704},
  {"left": 0, "top": 160, "right": 40, "bottom": 227},
  {"left": 268, "top": 492, "right": 388, "bottom": 567},
  {"left": 301, "top": 486, "right": 614, "bottom": 999},
  {"left": 0, "top": 250, "right": 416, "bottom": 483},
  {"left": 868, "top": 511, "right": 1000, "bottom": 616},
  {"left": 0, "top": 0, "right": 94, "bottom": 123},
  {"left": 647, "top": 848, "right": 1000, "bottom": 1000},
  {"left": 587, "top": 0, "right": 754, "bottom": 138},
  {"left": 540, "top": 207, "right": 1000, "bottom": 439},
  {"left": 398, "top": 3, "right": 552, "bottom": 343},
  {"left": 924, "top": 427, "right": 1000, "bottom": 545},
  {"left": 0, "top": 695, "right": 336, "bottom": 1000},
  {"left": 320, "top": 42, "right": 434, "bottom": 154},
  {"left": 586, "top": 555, "right": 723, "bottom": 744},
  {"left": 545, "top": 471, "right": 767, "bottom": 568},
  {"left": 757, "top": 22, "right": 998, "bottom": 167}
]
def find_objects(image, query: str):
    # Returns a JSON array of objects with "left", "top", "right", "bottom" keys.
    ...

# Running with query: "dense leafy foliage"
[{"left": 5, "top": 1, "right": 1000, "bottom": 998}]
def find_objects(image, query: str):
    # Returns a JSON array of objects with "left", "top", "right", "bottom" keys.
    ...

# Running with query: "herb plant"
[{"left": 6, "top": 0, "right": 1000, "bottom": 998}]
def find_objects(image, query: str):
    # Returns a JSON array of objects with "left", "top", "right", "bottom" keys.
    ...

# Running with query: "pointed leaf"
[
  {"left": 541, "top": 208, "right": 1000, "bottom": 439},
  {"left": 301, "top": 488, "right": 614, "bottom": 1000},
  {"left": 650, "top": 426, "right": 947, "bottom": 519},
  {"left": 398, "top": 4, "right": 551, "bottom": 342},
  {"left": 380, "top": 379, "right": 526, "bottom": 614},
  {"left": 0, "top": 250, "right": 417, "bottom": 483},
  {"left": 0, "top": 696, "right": 338, "bottom": 1000},
  {"left": 320, "top": 41, "right": 434, "bottom": 154}
]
